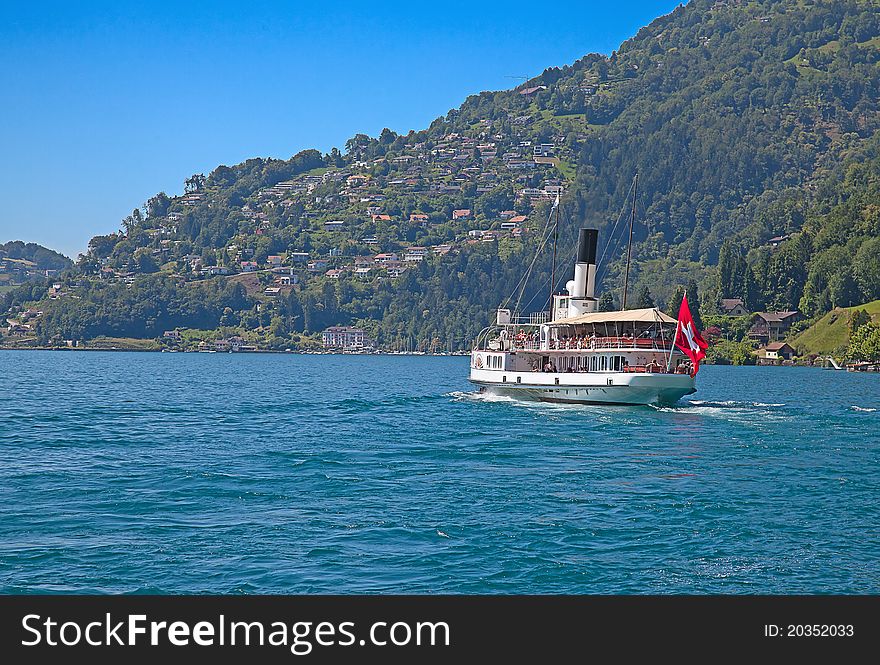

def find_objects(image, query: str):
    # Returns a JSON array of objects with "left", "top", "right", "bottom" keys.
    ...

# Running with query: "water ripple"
[{"left": 1, "top": 353, "right": 878, "bottom": 593}]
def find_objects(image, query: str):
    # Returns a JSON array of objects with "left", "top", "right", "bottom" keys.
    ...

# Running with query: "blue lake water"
[{"left": 0, "top": 351, "right": 878, "bottom": 594}]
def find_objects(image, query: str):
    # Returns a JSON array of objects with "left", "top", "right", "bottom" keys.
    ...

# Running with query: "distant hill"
[
  {"left": 7, "top": 0, "right": 880, "bottom": 348},
  {"left": 0, "top": 241, "right": 72, "bottom": 286},
  {"left": 0, "top": 241, "right": 71, "bottom": 269},
  {"left": 791, "top": 299, "right": 880, "bottom": 356}
]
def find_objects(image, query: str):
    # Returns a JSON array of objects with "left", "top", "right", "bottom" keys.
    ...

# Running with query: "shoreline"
[
  {"left": 0, "top": 345, "right": 471, "bottom": 356},
  {"left": 0, "top": 346, "right": 856, "bottom": 367}
]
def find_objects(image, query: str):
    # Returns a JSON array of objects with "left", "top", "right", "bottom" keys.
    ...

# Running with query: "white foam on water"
[
  {"left": 850, "top": 406, "right": 877, "bottom": 412},
  {"left": 688, "top": 400, "right": 785, "bottom": 408},
  {"left": 654, "top": 399, "right": 793, "bottom": 426},
  {"left": 446, "top": 390, "right": 518, "bottom": 404}
]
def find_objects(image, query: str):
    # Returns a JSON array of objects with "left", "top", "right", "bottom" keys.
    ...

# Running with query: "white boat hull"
[{"left": 469, "top": 368, "right": 695, "bottom": 406}]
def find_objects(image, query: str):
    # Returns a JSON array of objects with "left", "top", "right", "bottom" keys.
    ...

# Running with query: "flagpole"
[
  {"left": 549, "top": 193, "right": 560, "bottom": 315},
  {"left": 666, "top": 320, "right": 678, "bottom": 373},
  {"left": 621, "top": 173, "right": 638, "bottom": 310}
]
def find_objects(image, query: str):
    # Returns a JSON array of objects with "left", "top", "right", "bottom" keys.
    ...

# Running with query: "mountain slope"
[
  {"left": 7, "top": 0, "right": 880, "bottom": 349},
  {"left": 0, "top": 241, "right": 72, "bottom": 288},
  {"left": 791, "top": 298, "right": 880, "bottom": 356}
]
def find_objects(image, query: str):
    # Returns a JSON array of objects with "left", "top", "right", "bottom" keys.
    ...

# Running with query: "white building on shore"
[{"left": 322, "top": 326, "right": 370, "bottom": 350}]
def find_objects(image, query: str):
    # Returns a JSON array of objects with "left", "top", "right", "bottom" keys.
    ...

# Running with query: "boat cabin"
[{"left": 475, "top": 307, "right": 688, "bottom": 375}]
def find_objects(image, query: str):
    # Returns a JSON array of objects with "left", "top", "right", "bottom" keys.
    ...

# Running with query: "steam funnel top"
[{"left": 577, "top": 228, "right": 598, "bottom": 265}]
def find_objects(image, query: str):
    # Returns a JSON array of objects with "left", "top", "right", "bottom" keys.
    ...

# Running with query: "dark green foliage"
[
  {"left": 848, "top": 308, "right": 871, "bottom": 337},
  {"left": 598, "top": 291, "right": 615, "bottom": 311},
  {"left": 686, "top": 279, "right": 703, "bottom": 331},
  {"left": 33, "top": 277, "right": 250, "bottom": 341},
  {"left": 846, "top": 322, "right": 880, "bottom": 362},
  {"left": 630, "top": 284, "right": 655, "bottom": 309},
  {"left": 0, "top": 241, "right": 72, "bottom": 271}
]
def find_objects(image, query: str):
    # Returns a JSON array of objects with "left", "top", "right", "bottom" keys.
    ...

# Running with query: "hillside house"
[
  {"left": 404, "top": 246, "right": 428, "bottom": 262},
  {"left": 387, "top": 266, "right": 408, "bottom": 278},
  {"left": 748, "top": 311, "right": 801, "bottom": 342},
  {"left": 452, "top": 209, "right": 472, "bottom": 220},
  {"left": 518, "top": 85, "right": 547, "bottom": 96},
  {"left": 720, "top": 298, "right": 749, "bottom": 316},
  {"left": 756, "top": 342, "right": 796, "bottom": 362},
  {"left": 769, "top": 234, "right": 792, "bottom": 248}
]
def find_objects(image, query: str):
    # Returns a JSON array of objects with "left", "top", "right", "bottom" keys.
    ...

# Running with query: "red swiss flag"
[{"left": 674, "top": 293, "right": 708, "bottom": 377}]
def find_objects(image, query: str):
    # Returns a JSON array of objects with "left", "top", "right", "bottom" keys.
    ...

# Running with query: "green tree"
[
  {"left": 630, "top": 284, "right": 654, "bottom": 309},
  {"left": 847, "top": 322, "right": 880, "bottom": 362},
  {"left": 598, "top": 291, "right": 615, "bottom": 311},
  {"left": 686, "top": 279, "right": 703, "bottom": 331},
  {"left": 849, "top": 309, "right": 871, "bottom": 337}
]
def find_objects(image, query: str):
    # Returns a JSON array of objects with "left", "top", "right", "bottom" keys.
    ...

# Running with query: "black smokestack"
[{"left": 577, "top": 228, "right": 598, "bottom": 265}]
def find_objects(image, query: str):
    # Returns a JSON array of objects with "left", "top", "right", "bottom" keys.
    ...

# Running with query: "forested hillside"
[
  {"left": 4, "top": 0, "right": 880, "bottom": 351},
  {"left": 0, "top": 241, "right": 72, "bottom": 288}
]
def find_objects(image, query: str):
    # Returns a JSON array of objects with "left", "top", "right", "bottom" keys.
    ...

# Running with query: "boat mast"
[
  {"left": 549, "top": 194, "right": 560, "bottom": 313},
  {"left": 621, "top": 173, "right": 638, "bottom": 310}
]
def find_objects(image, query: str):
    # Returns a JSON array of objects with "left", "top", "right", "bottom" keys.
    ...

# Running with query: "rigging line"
[
  {"left": 598, "top": 179, "right": 637, "bottom": 268},
  {"left": 502, "top": 202, "right": 556, "bottom": 310},
  {"left": 542, "top": 198, "right": 627, "bottom": 314},
  {"left": 594, "top": 180, "right": 638, "bottom": 288},
  {"left": 508, "top": 217, "right": 556, "bottom": 313},
  {"left": 532, "top": 177, "right": 639, "bottom": 314},
  {"left": 507, "top": 202, "right": 559, "bottom": 314},
  {"left": 522, "top": 235, "right": 576, "bottom": 314},
  {"left": 528, "top": 239, "right": 582, "bottom": 314}
]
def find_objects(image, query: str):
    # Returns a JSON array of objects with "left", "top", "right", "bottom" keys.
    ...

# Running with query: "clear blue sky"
[{"left": 0, "top": 1, "right": 682, "bottom": 258}]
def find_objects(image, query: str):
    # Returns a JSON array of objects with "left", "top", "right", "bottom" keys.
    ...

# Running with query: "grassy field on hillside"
[{"left": 791, "top": 300, "right": 880, "bottom": 356}]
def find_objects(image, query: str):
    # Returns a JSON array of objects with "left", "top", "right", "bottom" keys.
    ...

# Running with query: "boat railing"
[
  {"left": 507, "top": 312, "right": 550, "bottom": 326},
  {"left": 510, "top": 339, "right": 542, "bottom": 351},
  {"left": 480, "top": 335, "right": 676, "bottom": 353},
  {"left": 549, "top": 337, "right": 673, "bottom": 351}
]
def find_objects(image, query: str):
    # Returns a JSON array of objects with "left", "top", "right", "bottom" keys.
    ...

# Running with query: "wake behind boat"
[{"left": 468, "top": 193, "right": 708, "bottom": 406}]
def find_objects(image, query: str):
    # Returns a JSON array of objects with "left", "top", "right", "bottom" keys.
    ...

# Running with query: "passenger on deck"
[{"left": 543, "top": 361, "right": 556, "bottom": 373}]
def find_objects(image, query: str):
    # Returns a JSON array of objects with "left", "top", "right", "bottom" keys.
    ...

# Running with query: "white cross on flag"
[{"left": 674, "top": 293, "right": 708, "bottom": 377}]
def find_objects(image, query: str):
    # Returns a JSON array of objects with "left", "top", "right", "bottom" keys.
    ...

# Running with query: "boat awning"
[{"left": 548, "top": 307, "right": 677, "bottom": 326}]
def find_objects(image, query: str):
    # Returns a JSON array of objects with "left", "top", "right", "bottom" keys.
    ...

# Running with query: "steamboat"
[{"left": 469, "top": 226, "right": 698, "bottom": 406}]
